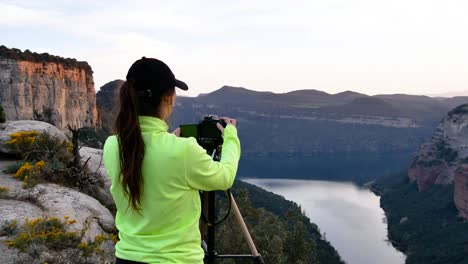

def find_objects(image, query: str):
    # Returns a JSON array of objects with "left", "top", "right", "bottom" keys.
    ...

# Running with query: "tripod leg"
[{"left": 229, "top": 193, "right": 264, "bottom": 263}]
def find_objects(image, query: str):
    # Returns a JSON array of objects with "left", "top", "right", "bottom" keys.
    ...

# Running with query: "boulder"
[
  {"left": 80, "top": 147, "right": 110, "bottom": 189},
  {"left": 399, "top": 216, "right": 408, "bottom": 224},
  {"left": 0, "top": 159, "right": 116, "bottom": 263},
  {"left": 0, "top": 120, "right": 68, "bottom": 154},
  {"left": 36, "top": 183, "right": 115, "bottom": 240},
  {"left": 80, "top": 146, "right": 115, "bottom": 214},
  {"left": 0, "top": 236, "right": 18, "bottom": 264},
  {"left": 0, "top": 160, "right": 30, "bottom": 200},
  {"left": 0, "top": 199, "right": 44, "bottom": 224}
]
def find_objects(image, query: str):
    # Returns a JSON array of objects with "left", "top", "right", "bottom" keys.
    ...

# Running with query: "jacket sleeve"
[{"left": 184, "top": 125, "right": 241, "bottom": 191}]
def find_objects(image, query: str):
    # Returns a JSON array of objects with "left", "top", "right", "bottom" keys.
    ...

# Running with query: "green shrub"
[
  {"left": 0, "top": 185, "right": 10, "bottom": 198},
  {"left": 0, "top": 104, "right": 6, "bottom": 123},
  {"left": 436, "top": 140, "right": 458, "bottom": 163},
  {"left": 3, "top": 161, "right": 26, "bottom": 174},
  {"left": 416, "top": 159, "right": 443, "bottom": 167},
  {"left": 78, "top": 127, "right": 109, "bottom": 149},
  {"left": 33, "top": 107, "right": 55, "bottom": 125},
  {"left": 0, "top": 220, "right": 18, "bottom": 236},
  {"left": 460, "top": 157, "right": 468, "bottom": 164},
  {"left": 448, "top": 104, "right": 468, "bottom": 118}
]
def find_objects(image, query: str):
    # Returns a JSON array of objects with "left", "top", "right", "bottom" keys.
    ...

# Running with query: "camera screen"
[{"left": 180, "top": 124, "right": 198, "bottom": 138}]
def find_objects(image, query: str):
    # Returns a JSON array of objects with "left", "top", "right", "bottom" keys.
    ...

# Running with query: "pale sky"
[{"left": 1, "top": 0, "right": 467, "bottom": 96}]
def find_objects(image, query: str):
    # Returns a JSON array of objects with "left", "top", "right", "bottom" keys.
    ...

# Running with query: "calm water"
[{"left": 244, "top": 179, "right": 405, "bottom": 264}]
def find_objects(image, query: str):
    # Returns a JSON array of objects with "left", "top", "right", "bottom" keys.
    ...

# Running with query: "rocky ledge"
[{"left": 408, "top": 103, "right": 468, "bottom": 218}]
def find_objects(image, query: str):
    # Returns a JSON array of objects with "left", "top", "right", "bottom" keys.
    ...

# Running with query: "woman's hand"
[
  {"left": 172, "top": 127, "right": 181, "bottom": 137},
  {"left": 217, "top": 117, "right": 237, "bottom": 135}
]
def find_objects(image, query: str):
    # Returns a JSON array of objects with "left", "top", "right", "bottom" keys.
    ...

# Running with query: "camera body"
[{"left": 180, "top": 115, "right": 227, "bottom": 153}]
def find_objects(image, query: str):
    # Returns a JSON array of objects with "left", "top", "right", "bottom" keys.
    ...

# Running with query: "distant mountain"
[
  {"left": 442, "top": 96, "right": 468, "bottom": 109},
  {"left": 97, "top": 83, "right": 468, "bottom": 183},
  {"left": 430, "top": 90, "right": 468, "bottom": 97}
]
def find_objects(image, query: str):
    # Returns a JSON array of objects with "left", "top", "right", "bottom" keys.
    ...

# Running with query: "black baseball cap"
[{"left": 126, "top": 57, "right": 188, "bottom": 98}]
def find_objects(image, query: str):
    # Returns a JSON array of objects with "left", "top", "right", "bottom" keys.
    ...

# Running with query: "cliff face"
[
  {"left": 0, "top": 46, "right": 99, "bottom": 130},
  {"left": 454, "top": 165, "right": 468, "bottom": 219},
  {"left": 408, "top": 104, "right": 468, "bottom": 218},
  {"left": 96, "top": 80, "right": 123, "bottom": 132}
]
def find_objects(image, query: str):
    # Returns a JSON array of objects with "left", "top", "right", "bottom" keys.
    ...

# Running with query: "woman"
[{"left": 103, "top": 57, "right": 241, "bottom": 264}]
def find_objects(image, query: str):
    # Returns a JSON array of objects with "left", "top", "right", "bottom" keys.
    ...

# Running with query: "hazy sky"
[{"left": 1, "top": 0, "right": 467, "bottom": 96}]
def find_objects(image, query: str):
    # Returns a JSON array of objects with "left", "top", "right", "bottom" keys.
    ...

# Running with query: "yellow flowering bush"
[
  {"left": 14, "top": 162, "right": 32, "bottom": 180},
  {"left": 5, "top": 130, "right": 39, "bottom": 147},
  {"left": 4, "top": 216, "right": 117, "bottom": 262},
  {"left": 77, "top": 233, "right": 116, "bottom": 261},
  {"left": 66, "top": 141, "right": 74, "bottom": 153},
  {"left": 5, "top": 216, "right": 80, "bottom": 255},
  {"left": 13, "top": 161, "right": 46, "bottom": 191},
  {"left": 35, "top": 160, "right": 46, "bottom": 170},
  {"left": 4, "top": 130, "right": 107, "bottom": 213},
  {"left": 6, "top": 130, "right": 71, "bottom": 165}
]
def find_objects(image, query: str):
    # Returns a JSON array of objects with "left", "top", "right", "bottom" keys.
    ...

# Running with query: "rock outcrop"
[
  {"left": 79, "top": 146, "right": 115, "bottom": 213},
  {"left": 96, "top": 80, "right": 123, "bottom": 132},
  {"left": 0, "top": 159, "right": 115, "bottom": 263},
  {"left": 408, "top": 104, "right": 468, "bottom": 218},
  {"left": 0, "top": 46, "right": 99, "bottom": 130},
  {"left": 454, "top": 165, "right": 468, "bottom": 219}
]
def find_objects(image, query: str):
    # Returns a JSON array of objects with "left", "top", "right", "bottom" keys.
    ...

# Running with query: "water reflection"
[{"left": 244, "top": 179, "right": 405, "bottom": 264}]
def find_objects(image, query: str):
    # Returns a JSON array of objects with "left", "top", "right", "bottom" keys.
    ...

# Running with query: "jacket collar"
[{"left": 138, "top": 116, "right": 168, "bottom": 132}]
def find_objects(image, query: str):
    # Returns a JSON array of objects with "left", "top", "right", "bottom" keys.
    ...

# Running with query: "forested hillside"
[
  {"left": 373, "top": 173, "right": 468, "bottom": 264},
  {"left": 215, "top": 180, "right": 344, "bottom": 264}
]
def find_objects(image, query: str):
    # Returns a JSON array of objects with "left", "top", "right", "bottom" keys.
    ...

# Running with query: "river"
[{"left": 244, "top": 179, "right": 405, "bottom": 264}]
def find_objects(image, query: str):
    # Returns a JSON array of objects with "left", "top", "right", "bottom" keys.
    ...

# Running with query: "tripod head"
[{"left": 180, "top": 115, "right": 226, "bottom": 157}]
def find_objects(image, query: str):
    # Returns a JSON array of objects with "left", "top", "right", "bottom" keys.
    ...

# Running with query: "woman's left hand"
[{"left": 172, "top": 127, "right": 181, "bottom": 137}]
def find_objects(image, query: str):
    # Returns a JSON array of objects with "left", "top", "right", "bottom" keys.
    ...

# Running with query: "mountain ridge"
[{"left": 97, "top": 81, "right": 467, "bottom": 183}]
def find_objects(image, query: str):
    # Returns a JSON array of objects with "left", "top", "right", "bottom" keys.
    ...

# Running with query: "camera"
[{"left": 180, "top": 115, "right": 227, "bottom": 152}]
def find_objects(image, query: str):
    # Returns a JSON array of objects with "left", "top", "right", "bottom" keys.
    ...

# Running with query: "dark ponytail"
[
  {"left": 115, "top": 80, "right": 145, "bottom": 211},
  {"left": 114, "top": 80, "right": 175, "bottom": 211}
]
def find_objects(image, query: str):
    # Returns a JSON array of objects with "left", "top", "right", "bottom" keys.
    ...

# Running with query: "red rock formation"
[
  {"left": 408, "top": 104, "right": 468, "bottom": 218},
  {"left": 408, "top": 162, "right": 452, "bottom": 191},
  {"left": 454, "top": 165, "right": 468, "bottom": 219}
]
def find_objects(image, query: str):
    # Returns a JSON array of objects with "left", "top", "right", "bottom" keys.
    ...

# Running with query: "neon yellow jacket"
[{"left": 103, "top": 116, "right": 241, "bottom": 263}]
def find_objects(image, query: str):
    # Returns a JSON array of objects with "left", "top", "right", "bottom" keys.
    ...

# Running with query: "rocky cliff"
[
  {"left": 96, "top": 80, "right": 123, "bottom": 133},
  {"left": 0, "top": 45, "right": 99, "bottom": 130},
  {"left": 408, "top": 104, "right": 468, "bottom": 218}
]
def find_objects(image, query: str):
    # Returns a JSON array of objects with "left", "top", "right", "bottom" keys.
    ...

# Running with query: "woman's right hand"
[{"left": 217, "top": 117, "right": 237, "bottom": 134}]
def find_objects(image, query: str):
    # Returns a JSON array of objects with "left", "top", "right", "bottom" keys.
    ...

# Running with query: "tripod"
[{"left": 201, "top": 149, "right": 264, "bottom": 264}]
